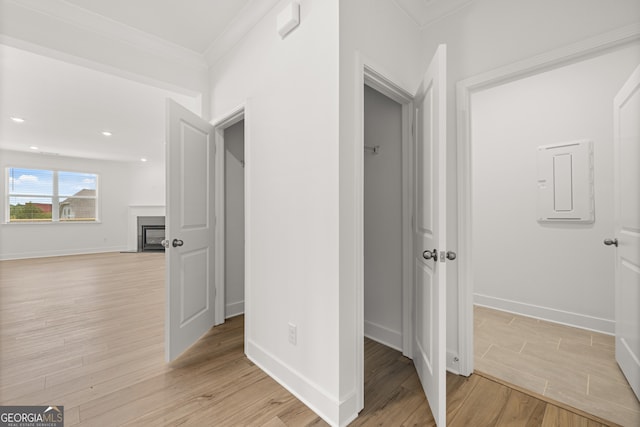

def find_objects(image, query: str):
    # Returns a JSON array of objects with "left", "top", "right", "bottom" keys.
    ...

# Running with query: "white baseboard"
[
  {"left": 447, "top": 351, "right": 461, "bottom": 375},
  {"left": 365, "top": 322, "right": 463, "bottom": 379},
  {"left": 364, "top": 320, "right": 402, "bottom": 351},
  {"left": 225, "top": 301, "right": 244, "bottom": 319},
  {"left": 474, "top": 293, "right": 615, "bottom": 335},
  {"left": 246, "top": 339, "right": 355, "bottom": 427},
  {"left": 0, "top": 246, "right": 129, "bottom": 261}
]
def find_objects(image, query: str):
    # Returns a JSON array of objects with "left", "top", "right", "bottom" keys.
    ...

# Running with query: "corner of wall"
[{"left": 246, "top": 339, "right": 345, "bottom": 426}]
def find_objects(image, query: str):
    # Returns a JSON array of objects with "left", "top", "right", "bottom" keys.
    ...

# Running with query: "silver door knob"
[
  {"left": 172, "top": 239, "right": 184, "bottom": 247},
  {"left": 161, "top": 239, "right": 170, "bottom": 248},
  {"left": 446, "top": 251, "right": 457, "bottom": 260},
  {"left": 603, "top": 238, "right": 618, "bottom": 247},
  {"left": 423, "top": 249, "right": 438, "bottom": 261}
]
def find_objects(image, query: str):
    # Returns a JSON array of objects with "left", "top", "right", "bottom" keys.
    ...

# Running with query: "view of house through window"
[{"left": 7, "top": 167, "right": 98, "bottom": 222}]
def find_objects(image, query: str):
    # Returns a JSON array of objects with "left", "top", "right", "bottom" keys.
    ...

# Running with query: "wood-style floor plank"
[{"left": 0, "top": 253, "right": 622, "bottom": 426}]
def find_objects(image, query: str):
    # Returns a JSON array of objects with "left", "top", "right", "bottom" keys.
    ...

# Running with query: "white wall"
[
  {"left": 127, "top": 159, "right": 165, "bottom": 206},
  {"left": 420, "top": 0, "right": 640, "bottom": 369},
  {"left": 224, "top": 120, "right": 245, "bottom": 318},
  {"left": 211, "top": 1, "right": 422, "bottom": 422},
  {"left": 0, "top": 149, "right": 132, "bottom": 259},
  {"left": 209, "top": 0, "right": 342, "bottom": 423},
  {"left": 472, "top": 44, "right": 640, "bottom": 333},
  {"left": 363, "top": 86, "right": 403, "bottom": 350},
  {"left": 338, "top": 1, "right": 421, "bottom": 420}
]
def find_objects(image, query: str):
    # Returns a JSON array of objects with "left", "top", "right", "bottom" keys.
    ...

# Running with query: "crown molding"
[
  {"left": 390, "top": 0, "right": 423, "bottom": 28},
  {"left": 204, "top": 0, "right": 281, "bottom": 66},
  {"left": 2, "top": 0, "right": 208, "bottom": 70},
  {"left": 0, "top": 34, "right": 204, "bottom": 98},
  {"left": 393, "top": 0, "right": 474, "bottom": 29},
  {"left": 421, "top": 0, "right": 473, "bottom": 28}
]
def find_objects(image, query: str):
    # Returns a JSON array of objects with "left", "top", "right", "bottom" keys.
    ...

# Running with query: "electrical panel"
[{"left": 537, "top": 140, "right": 594, "bottom": 223}]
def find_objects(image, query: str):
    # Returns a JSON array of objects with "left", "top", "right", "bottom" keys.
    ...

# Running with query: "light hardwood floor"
[
  {"left": 475, "top": 305, "right": 640, "bottom": 427},
  {"left": 0, "top": 252, "right": 620, "bottom": 426}
]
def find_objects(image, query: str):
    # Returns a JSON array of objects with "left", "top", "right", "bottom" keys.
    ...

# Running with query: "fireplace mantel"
[{"left": 128, "top": 205, "right": 165, "bottom": 251}]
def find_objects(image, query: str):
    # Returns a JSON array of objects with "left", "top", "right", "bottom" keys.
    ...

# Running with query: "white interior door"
[
  {"left": 165, "top": 99, "right": 216, "bottom": 362},
  {"left": 612, "top": 64, "right": 640, "bottom": 400},
  {"left": 413, "top": 44, "right": 448, "bottom": 426}
]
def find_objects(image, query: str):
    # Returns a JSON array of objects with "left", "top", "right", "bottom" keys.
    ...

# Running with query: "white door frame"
[
  {"left": 355, "top": 53, "right": 414, "bottom": 410},
  {"left": 456, "top": 24, "right": 640, "bottom": 376},
  {"left": 211, "top": 104, "right": 246, "bottom": 328}
]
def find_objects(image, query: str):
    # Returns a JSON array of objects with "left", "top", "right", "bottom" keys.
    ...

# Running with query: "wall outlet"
[{"left": 288, "top": 323, "right": 297, "bottom": 345}]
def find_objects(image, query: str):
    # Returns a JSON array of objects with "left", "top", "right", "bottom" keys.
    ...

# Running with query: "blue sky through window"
[
  {"left": 8, "top": 168, "right": 52, "bottom": 196},
  {"left": 59, "top": 171, "right": 97, "bottom": 196},
  {"left": 8, "top": 168, "right": 97, "bottom": 204}
]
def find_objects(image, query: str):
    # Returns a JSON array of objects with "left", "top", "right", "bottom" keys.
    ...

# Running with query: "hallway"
[{"left": 0, "top": 252, "right": 619, "bottom": 426}]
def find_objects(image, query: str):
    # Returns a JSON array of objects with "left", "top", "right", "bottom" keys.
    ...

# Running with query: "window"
[{"left": 7, "top": 168, "right": 98, "bottom": 223}]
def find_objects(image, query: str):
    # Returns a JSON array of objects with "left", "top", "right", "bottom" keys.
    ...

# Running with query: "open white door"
[
  {"left": 611, "top": 64, "right": 640, "bottom": 400},
  {"left": 165, "top": 99, "right": 216, "bottom": 362},
  {"left": 413, "top": 44, "right": 449, "bottom": 426}
]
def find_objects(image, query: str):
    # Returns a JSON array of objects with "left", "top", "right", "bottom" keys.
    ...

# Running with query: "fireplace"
[
  {"left": 141, "top": 225, "right": 166, "bottom": 251},
  {"left": 137, "top": 216, "right": 165, "bottom": 252}
]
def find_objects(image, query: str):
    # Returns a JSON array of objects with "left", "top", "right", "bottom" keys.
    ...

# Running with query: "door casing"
[{"left": 456, "top": 24, "right": 640, "bottom": 377}]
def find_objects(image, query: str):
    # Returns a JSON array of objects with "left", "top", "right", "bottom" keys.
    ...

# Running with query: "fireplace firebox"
[
  {"left": 141, "top": 225, "right": 166, "bottom": 251},
  {"left": 137, "top": 216, "right": 165, "bottom": 252}
]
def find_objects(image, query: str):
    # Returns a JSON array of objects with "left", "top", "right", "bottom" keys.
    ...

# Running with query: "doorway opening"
[
  {"left": 359, "top": 63, "right": 415, "bottom": 412},
  {"left": 363, "top": 85, "right": 403, "bottom": 351},
  {"left": 363, "top": 81, "right": 417, "bottom": 416},
  {"left": 223, "top": 119, "right": 245, "bottom": 320},
  {"left": 458, "top": 36, "right": 640, "bottom": 426},
  {"left": 212, "top": 106, "right": 246, "bottom": 331}
]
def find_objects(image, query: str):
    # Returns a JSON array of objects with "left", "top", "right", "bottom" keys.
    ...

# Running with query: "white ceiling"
[
  {"left": 63, "top": 0, "right": 253, "bottom": 54},
  {"left": 59, "top": 0, "right": 473, "bottom": 52},
  {"left": 394, "top": 0, "right": 474, "bottom": 27},
  {"left": 0, "top": 44, "right": 199, "bottom": 163},
  {"left": 0, "top": 0, "right": 471, "bottom": 164}
]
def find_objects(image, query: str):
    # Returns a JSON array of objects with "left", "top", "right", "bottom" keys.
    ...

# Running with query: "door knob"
[
  {"left": 172, "top": 239, "right": 184, "bottom": 247},
  {"left": 603, "top": 238, "right": 618, "bottom": 247},
  {"left": 423, "top": 249, "right": 438, "bottom": 261},
  {"left": 161, "top": 239, "right": 170, "bottom": 248},
  {"left": 446, "top": 251, "right": 457, "bottom": 261}
]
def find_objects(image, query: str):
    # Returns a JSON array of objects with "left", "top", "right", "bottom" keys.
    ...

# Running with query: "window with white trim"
[{"left": 7, "top": 167, "right": 98, "bottom": 223}]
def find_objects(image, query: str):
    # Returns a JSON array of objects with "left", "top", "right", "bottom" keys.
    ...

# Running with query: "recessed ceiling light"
[
  {"left": 101, "top": 131, "right": 112, "bottom": 136},
  {"left": 29, "top": 146, "right": 39, "bottom": 150},
  {"left": 140, "top": 158, "right": 148, "bottom": 162},
  {"left": 11, "top": 117, "right": 25, "bottom": 123}
]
